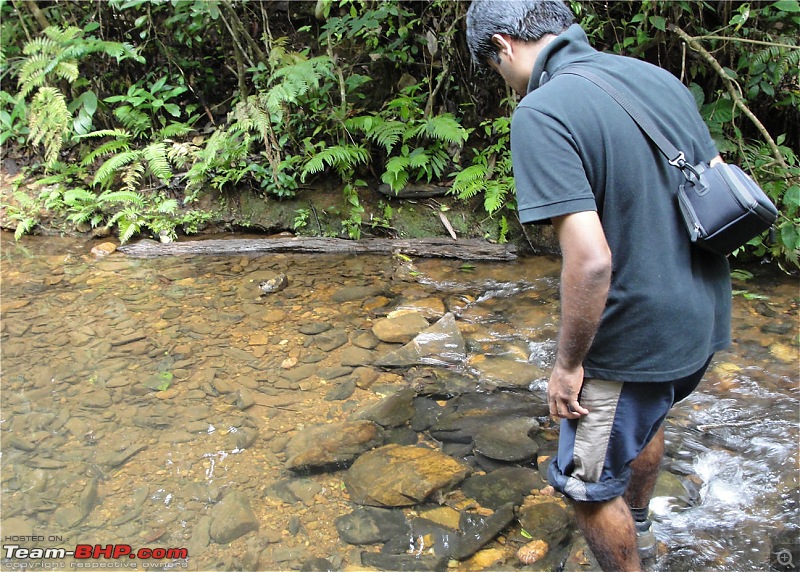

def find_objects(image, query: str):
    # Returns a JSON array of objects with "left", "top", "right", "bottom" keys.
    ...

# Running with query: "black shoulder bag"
[{"left": 559, "top": 68, "right": 778, "bottom": 256}]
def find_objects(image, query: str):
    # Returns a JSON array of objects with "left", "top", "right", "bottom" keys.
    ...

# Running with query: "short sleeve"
[{"left": 511, "top": 106, "right": 597, "bottom": 224}]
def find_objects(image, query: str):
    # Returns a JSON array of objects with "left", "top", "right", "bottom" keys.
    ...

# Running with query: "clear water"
[{"left": 1, "top": 233, "right": 797, "bottom": 571}]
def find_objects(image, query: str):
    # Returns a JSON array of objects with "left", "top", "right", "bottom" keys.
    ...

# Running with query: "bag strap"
[{"left": 558, "top": 68, "right": 691, "bottom": 172}]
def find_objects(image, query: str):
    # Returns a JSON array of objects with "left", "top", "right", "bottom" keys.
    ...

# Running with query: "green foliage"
[
  {"left": 0, "top": 90, "right": 29, "bottom": 146},
  {"left": 451, "top": 115, "right": 515, "bottom": 243},
  {"left": 14, "top": 25, "right": 144, "bottom": 166}
]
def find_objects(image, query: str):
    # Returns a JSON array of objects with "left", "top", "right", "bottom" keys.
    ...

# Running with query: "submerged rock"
[
  {"left": 284, "top": 420, "right": 384, "bottom": 472},
  {"left": 375, "top": 312, "right": 466, "bottom": 367},
  {"left": 335, "top": 506, "right": 410, "bottom": 545},
  {"left": 372, "top": 312, "right": 430, "bottom": 344},
  {"left": 344, "top": 444, "right": 471, "bottom": 507},
  {"left": 209, "top": 491, "right": 259, "bottom": 544},
  {"left": 461, "top": 467, "right": 542, "bottom": 510}
]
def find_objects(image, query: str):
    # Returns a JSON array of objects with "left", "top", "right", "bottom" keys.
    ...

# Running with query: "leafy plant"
[
  {"left": 450, "top": 115, "right": 516, "bottom": 243},
  {"left": 104, "top": 76, "right": 197, "bottom": 139},
  {"left": 15, "top": 25, "right": 143, "bottom": 166}
]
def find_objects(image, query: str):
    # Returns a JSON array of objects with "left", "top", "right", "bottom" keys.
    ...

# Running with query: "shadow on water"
[{"left": 1, "top": 233, "right": 797, "bottom": 571}]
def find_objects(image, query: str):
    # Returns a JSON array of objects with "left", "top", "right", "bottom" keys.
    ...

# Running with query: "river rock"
[
  {"left": 339, "top": 346, "right": 375, "bottom": 366},
  {"left": 314, "top": 329, "right": 349, "bottom": 352},
  {"left": 335, "top": 506, "right": 410, "bottom": 545},
  {"left": 372, "top": 312, "right": 429, "bottom": 344},
  {"left": 332, "top": 285, "right": 384, "bottom": 303},
  {"left": 284, "top": 420, "right": 384, "bottom": 472},
  {"left": 449, "top": 502, "right": 516, "bottom": 561},
  {"left": 344, "top": 444, "right": 470, "bottom": 507},
  {"left": 461, "top": 467, "right": 541, "bottom": 510},
  {"left": 353, "top": 386, "right": 416, "bottom": 428},
  {"left": 90, "top": 242, "right": 117, "bottom": 257},
  {"left": 469, "top": 355, "right": 546, "bottom": 389},
  {"left": 473, "top": 417, "right": 540, "bottom": 462},
  {"left": 430, "top": 392, "right": 548, "bottom": 444},
  {"left": 517, "top": 494, "right": 572, "bottom": 548},
  {"left": 210, "top": 491, "right": 259, "bottom": 544},
  {"left": 375, "top": 313, "right": 466, "bottom": 367},
  {"left": 390, "top": 297, "right": 446, "bottom": 321}
]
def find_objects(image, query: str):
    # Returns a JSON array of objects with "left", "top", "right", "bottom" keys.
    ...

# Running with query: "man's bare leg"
[
  {"left": 625, "top": 425, "right": 665, "bottom": 510},
  {"left": 573, "top": 497, "right": 642, "bottom": 572}
]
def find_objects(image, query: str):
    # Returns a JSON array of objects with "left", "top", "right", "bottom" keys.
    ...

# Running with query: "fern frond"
[
  {"left": 142, "top": 143, "right": 172, "bottom": 182},
  {"left": 349, "top": 116, "right": 406, "bottom": 154},
  {"left": 420, "top": 115, "right": 469, "bottom": 145},
  {"left": 93, "top": 150, "right": 139, "bottom": 187},
  {"left": 382, "top": 156, "right": 411, "bottom": 191},
  {"left": 116, "top": 208, "right": 142, "bottom": 244},
  {"left": 98, "top": 190, "right": 146, "bottom": 208},
  {"left": 27, "top": 87, "right": 70, "bottom": 166},
  {"left": 81, "top": 138, "right": 132, "bottom": 166},
  {"left": 483, "top": 179, "right": 513, "bottom": 215},
  {"left": 451, "top": 164, "right": 488, "bottom": 200},
  {"left": 78, "top": 128, "right": 132, "bottom": 139},
  {"left": 156, "top": 122, "right": 193, "bottom": 139},
  {"left": 64, "top": 188, "right": 98, "bottom": 206},
  {"left": 17, "top": 53, "right": 56, "bottom": 97},
  {"left": 113, "top": 105, "right": 151, "bottom": 138},
  {"left": 157, "top": 198, "right": 179, "bottom": 213},
  {"left": 300, "top": 144, "right": 369, "bottom": 180},
  {"left": 43, "top": 26, "right": 83, "bottom": 45},
  {"left": 121, "top": 161, "right": 146, "bottom": 192}
]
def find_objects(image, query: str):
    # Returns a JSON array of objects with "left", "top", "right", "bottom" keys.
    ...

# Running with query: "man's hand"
[{"left": 548, "top": 362, "right": 590, "bottom": 419}]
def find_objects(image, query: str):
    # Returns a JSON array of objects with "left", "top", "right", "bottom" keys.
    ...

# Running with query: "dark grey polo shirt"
[{"left": 512, "top": 24, "right": 731, "bottom": 382}]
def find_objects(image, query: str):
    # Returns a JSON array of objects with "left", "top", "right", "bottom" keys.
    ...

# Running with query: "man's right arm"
[{"left": 548, "top": 210, "right": 613, "bottom": 419}]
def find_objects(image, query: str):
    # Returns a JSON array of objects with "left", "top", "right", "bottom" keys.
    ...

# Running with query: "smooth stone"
[
  {"left": 344, "top": 444, "right": 470, "bottom": 507},
  {"left": 284, "top": 420, "right": 384, "bottom": 472},
  {"left": 335, "top": 506, "right": 410, "bottom": 545},
  {"left": 353, "top": 386, "right": 416, "bottom": 428},
  {"left": 460, "top": 467, "right": 541, "bottom": 510},
  {"left": 449, "top": 503, "right": 516, "bottom": 561},
  {"left": 325, "top": 378, "right": 357, "bottom": 401},
  {"left": 210, "top": 491, "right": 260, "bottom": 544},
  {"left": 315, "top": 329, "right": 349, "bottom": 352},
  {"left": 473, "top": 417, "right": 540, "bottom": 462},
  {"left": 469, "top": 355, "right": 547, "bottom": 389},
  {"left": 372, "top": 312, "right": 430, "bottom": 344},
  {"left": 375, "top": 312, "right": 466, "bottom": 367},
  {"left": 299, "top": 322, "right": 332, "bottom": 335},
  {"left": 340, "top": 346, "right": 375, "bottom": 367},
  {"left": 517, "top": 494, "right": 572, "bottom": 548},
  {"left": 332, "top": 286, "right": 384, "bottom": 303}
]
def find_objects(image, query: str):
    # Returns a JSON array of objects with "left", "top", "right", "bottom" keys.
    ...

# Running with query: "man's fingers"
[
  {"left": 569, "top": 400, "right": 589, "bottom": 416},
  {"left": 549, "top": 398, "right": 589, "bottom": 419}
]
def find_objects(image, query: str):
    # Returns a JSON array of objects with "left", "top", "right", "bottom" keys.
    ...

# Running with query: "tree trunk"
[{"left": 117, "top": 237, "right": 517, "bottom": 261}]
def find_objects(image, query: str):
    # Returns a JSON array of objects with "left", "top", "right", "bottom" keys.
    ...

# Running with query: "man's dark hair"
[{"left": 466, "top": 0, "right": 575, "bottom": 67}]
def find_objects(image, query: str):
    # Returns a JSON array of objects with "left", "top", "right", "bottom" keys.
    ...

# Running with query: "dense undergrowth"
[{"left": 1, "top": 0, "right": 798, "bottom": 268}]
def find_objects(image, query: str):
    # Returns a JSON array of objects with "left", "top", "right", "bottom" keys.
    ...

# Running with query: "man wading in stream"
[{"left": 466, "top": 1, "right": 732, "bottom": 570}]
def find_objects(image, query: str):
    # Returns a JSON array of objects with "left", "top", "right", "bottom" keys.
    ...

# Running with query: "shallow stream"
[{"left": 1, "top": 233, "right": 797, "bottom": 571}]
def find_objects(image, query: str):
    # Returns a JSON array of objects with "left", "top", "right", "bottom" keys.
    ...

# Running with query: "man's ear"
[{"left": 491, "top": 33, "right": 514, "bottom": 57}]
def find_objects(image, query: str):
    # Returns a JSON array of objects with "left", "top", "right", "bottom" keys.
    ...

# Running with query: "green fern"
[
  {"left": 98, "top": 190, "right": 146, "bottom": 208},
  {"left": 415, "top": 115, "right": 470, "bottom": 145},
  {"left": 301, "top": 144, "right": 369, "bottom": 180},
  {"left": 141, "top": 143, "right": 172, "bottom": 182},
  {"left": 94, "top": 150, "right": 139, "bottom": 188},
  {"left": 27, "top": 87, "right": 70, "bottom": 165},
  {"left": 451, "top": 164, "right": 489, "bottom": 200}
]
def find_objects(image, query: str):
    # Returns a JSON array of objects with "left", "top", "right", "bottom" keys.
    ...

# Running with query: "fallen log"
[{"left": 117, "top": 237, "right": 517, "bottom": 261}]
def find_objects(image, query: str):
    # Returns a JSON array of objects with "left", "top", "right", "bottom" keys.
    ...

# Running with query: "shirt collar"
[{"left": 526, "top": 24, "right": 597, "bottom": 93}]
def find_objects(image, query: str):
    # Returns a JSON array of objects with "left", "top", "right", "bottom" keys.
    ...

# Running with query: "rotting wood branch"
[{"left": 117, "top": 237, "right": 517, "bottom": 261}]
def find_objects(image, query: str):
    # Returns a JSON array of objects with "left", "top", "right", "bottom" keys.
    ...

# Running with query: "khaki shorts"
[{"left": 547, "top": 357, "right": 711, "bottom": 502}]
